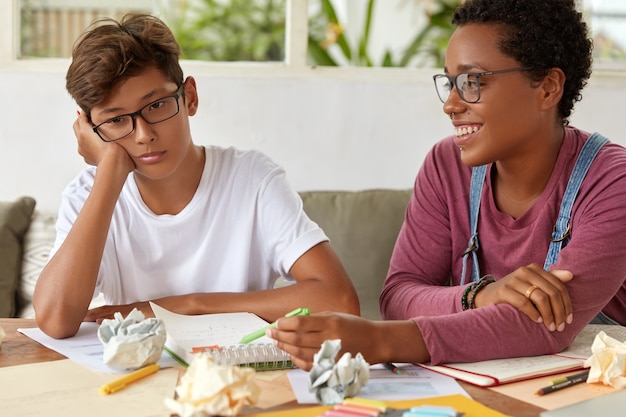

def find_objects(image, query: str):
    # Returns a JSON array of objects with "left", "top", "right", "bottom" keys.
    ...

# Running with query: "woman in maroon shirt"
[{"left": 268, "top": 0, "right": 626, "bottom": 370}]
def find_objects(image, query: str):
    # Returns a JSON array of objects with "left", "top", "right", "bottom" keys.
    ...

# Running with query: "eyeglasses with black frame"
[
  {"left": 433, "top": 67, "right": 533, "bottom": 104},
  {"left": 92, "top": 84, "right": 184, "bottom": 142}
]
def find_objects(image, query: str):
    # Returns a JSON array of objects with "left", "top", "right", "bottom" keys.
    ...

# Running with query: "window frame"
[
  {"left": 2, "top": 0, "right": 626, "bottom": 80},
  {"left": 0, "top": 0, "right": 310, "bottom": 70}
]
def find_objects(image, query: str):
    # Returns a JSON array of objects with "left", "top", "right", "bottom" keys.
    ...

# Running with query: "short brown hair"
[{"left": 66, "top": 14, "right": 183, "bottom": 113}]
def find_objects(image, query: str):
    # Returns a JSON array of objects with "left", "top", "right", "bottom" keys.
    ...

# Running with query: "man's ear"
[
  {"left": 182, "top": 76, "right": 199, "bottom": 116},
  {"left": 538, "top": 68, "right": 565, "bottom": 111}
]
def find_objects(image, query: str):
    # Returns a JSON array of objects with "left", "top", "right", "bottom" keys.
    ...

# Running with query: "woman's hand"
[
  {"left": 266, "top": 312, "right": 382, "bottom": 370},
  {"left": 266, "top": 312, "right": 428, "bottom": 371},
  {"left": 474, "top": 263, "right": 573, "bottom": 331},
  {"left": 73, "top": 111, "right": 134, "bottom": 173}
]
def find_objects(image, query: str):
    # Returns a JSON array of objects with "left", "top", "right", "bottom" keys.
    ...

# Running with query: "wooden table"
[{"left": 0, "top": 318, "right": 545, "bottom": 417}]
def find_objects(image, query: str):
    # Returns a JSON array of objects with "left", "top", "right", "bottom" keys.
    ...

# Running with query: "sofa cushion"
[
  {"left": 11, "top": 190, "right": 412, "bottom": 320},
  {"left": 17, "top": 211, "right": 57, "bottom": 318},
  {"left": 0, "top": 196, "right": 36, "bottom": 317},
  {"left": 299, "top": 189, "right": 412, "bottom": 320}
]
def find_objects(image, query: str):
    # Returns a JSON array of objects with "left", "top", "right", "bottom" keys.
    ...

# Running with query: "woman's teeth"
[{"left": 455, "top": 126, "right": 479, "bottom": 136}]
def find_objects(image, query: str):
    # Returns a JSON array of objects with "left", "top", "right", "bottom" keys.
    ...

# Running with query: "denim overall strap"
[
  {"left": 460, "top": 164, "right": 488, "bottom": 285},
  {"left": 543, "top": 133, "right": 608, "bottom": 270}
]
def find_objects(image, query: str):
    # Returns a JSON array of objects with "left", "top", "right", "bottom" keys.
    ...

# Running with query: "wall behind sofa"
[{"left": 0, "top": 62, "right": 624, "bottom": 213}]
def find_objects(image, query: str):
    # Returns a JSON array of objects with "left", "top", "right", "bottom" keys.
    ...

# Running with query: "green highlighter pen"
[{"left": 240, "top": 307, "right": 310, "bottom": 344}]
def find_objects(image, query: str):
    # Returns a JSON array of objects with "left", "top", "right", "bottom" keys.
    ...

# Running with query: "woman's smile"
[{"left": 453, "top": 123, "right": 481, "bottom": 147}]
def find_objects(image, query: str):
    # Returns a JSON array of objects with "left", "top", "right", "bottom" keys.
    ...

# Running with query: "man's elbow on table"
[{"left": 34, "top": 303, "right": 83, "bottom": 339}]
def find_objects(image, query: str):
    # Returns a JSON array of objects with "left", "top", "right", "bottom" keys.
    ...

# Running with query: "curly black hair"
[{"left": 452, "top": 0, "right": 592, "bottom": 124}]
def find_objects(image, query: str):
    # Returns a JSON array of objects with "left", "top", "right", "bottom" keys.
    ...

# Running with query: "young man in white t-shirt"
[{"left": 33, "top": 14, "right": 359, "bottom": 339}]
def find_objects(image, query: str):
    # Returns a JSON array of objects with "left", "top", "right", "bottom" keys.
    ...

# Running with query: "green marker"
[{"left": 239, "top": 307, "right": 310, "bottom": 344}]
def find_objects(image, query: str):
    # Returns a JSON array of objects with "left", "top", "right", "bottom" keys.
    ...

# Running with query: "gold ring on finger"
[{"left": 525, "top": 285, "right": 538, "bottom": 299}]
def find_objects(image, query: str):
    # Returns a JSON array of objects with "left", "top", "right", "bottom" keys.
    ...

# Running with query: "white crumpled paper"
[
  {"left": 584, "top": 331, "right": 626, "bottom": 389},
  {"left": 97, "top": 308, "right": 166, "bottom": 370},
  {"left": 164, "top": 353, "right": 260, "bottom": 417},
  {"left": 0, "top": 325, "right": 5, "bottom": 347},
  {"left": 308, "top": 339, "right": 369, "bottom": 405}
]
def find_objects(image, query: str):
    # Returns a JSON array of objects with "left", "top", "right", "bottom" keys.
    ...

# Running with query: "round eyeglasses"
[
  {"left": 92, "top": 85, "right": 184, "bottom": 142},
  {"left": 433, "top": 67, "right": 533, "bottom": 104}
]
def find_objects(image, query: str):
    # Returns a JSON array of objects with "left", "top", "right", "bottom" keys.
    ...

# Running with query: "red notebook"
[{"left": 420, "top": 324, "right": 626, "bottom": 387}]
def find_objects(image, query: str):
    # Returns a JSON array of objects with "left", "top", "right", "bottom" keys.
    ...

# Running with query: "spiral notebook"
[{"left": 150, "top": 302, "right": 294, "bottom": 370}]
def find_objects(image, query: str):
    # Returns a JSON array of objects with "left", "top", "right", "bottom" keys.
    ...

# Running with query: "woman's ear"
[
  {"left": 538, "top": 68, "right": 565, "bottom": 111},
  {"left": 182, "top": 76, "right": 199, "bottom": 116}
]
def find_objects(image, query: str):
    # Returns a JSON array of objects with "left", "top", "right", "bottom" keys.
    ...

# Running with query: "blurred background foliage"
[
  {"left": 307, "top": 0, "right": 457, "bottom": 67},
  {"left": 166, "top": 0, "right": 287, "bottom": 62},
  {"left": 165, "top": 0, "right": 459, "bottom": 67}
]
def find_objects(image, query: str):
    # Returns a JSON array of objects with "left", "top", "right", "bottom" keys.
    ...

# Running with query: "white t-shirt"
[{"left": 53, "top": 146, "right": 327, "bottom": 305}]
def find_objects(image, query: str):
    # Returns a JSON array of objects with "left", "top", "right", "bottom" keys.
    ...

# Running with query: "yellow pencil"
[{"left": 99, "top": 363, "right": 161, "bottom": 395}]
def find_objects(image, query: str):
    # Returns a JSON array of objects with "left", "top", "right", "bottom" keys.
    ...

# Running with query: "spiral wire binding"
[{"left": 201, "top": 343, "right": 295, "bottom": 370}]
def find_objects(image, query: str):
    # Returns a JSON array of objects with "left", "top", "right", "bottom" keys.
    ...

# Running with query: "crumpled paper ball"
[
  {"left": 584, "top": 331, "right": 626, "bottom": 389},
  {"left": 308, "top": 339, "right": 370, "bottom": 405},
  {"left": 0, "top": 325, "right": 5, "bottom": 347},
  {"left": 97, "top": 308, "right": 166, "bottom": 370},
  {"left": 164, "top": 353, "right": 260, "bottom": 417}
]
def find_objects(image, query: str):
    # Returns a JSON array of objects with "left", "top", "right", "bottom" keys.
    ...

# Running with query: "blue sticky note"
[{"left": 402, "top": 405, "right": 460, "bottom": 417}]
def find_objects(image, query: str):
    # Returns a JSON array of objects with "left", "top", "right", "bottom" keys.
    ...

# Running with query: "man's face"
[{"left": 89, "top": 67, "right": 197, "bottom": 181}]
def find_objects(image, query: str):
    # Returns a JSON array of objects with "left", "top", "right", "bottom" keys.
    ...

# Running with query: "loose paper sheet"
[
  {"left": 289, "top": 363, "right": 469, "bottom": 404},
  {"left": 19, "top": 323, "right": 178, "bottom": 373},
  {"left": 151, "top": 302, "right": 275, "bottom": 349},
  {"left": 491, "top": 370, "right": 615, "bottom": 410}
]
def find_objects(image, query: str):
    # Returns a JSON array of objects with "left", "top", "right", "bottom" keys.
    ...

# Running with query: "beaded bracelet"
[
  {"left": 461, "top": 274, "right": 496, "bottom": 311},
  {"left": 461, "top": 284, "right": 473, "bottom": 311}
]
